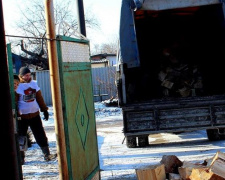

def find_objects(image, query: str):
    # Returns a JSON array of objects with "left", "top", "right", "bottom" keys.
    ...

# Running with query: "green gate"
[
  {"left": 56, "top": 35, "right": 100, "bottom": 180},
  {"left": 7, "top": 43, "right": 23, "bottom": 179}
]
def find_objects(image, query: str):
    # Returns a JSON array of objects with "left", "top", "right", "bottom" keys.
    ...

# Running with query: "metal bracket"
[{"left": 58, "top": 21, "right": 88, "bottom": 40}]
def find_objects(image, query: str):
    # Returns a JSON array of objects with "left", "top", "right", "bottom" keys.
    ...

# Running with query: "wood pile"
[{"left": 135, "top": 151, "right": 225, "bottom": 180}]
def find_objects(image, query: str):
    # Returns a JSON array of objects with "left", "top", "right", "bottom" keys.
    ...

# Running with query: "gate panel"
[{"left": 57, "top": 36, "right": 99, "bottom": 180}]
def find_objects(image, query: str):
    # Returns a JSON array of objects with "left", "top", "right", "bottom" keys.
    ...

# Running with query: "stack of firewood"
[{"left": 135, "top": 151, "right": 225, "bottom": 180}]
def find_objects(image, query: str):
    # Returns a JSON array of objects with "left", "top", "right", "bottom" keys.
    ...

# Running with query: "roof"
[
  {"left": 91, "top": 59, "right": 109, "bottom": 64},
  {"left": 91, "top": 53, "right": 116, "bottom": 60}
]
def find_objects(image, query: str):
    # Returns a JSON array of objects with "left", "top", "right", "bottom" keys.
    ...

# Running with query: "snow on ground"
[{"left": 21, "top": 102, "right": 225, "bottom": 179}]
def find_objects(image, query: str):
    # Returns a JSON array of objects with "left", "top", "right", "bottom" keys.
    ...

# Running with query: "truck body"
[{"left": 116, "top": 0, "right": 225, "bottom": 147}]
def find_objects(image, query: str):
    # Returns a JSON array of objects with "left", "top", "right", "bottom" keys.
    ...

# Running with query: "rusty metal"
[
  {"left": 44, "top": 1, "right": 68, "bottom": 179},
  {"left": 0, "top": 1, "right": 21, "bottom": 179}
]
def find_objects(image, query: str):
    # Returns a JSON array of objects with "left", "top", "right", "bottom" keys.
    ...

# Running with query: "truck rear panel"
[{"left": 123, "top": 95, "right": 225, "bottom": 135}]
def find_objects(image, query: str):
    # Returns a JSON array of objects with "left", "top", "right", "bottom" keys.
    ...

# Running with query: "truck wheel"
[
  {"left": 126, "top": 136, "right": 137, "bottom": 148},
  {"left": 206, "top": 129, "right": 220, "bottom": 141},
  {"left": 138, "top": 136, "right": 149, "bottom": 147}
]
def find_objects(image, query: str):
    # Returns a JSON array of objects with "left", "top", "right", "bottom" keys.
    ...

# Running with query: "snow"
[{"left": 21, "top": 102, "right": 225, "bottom": 179}]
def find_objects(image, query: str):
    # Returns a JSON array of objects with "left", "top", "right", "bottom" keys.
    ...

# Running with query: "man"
[{"left": 15, "top": 66, "right": 57, "bottom": 164}]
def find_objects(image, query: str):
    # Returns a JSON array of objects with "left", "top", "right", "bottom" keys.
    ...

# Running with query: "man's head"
[{"left": 19, "top": 67, "right": 32, "bottom": 82}]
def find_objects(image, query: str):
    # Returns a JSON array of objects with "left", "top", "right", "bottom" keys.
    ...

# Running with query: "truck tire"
[
  {"left": 206, "top": 129, "right": 221, "bottom": 141},
  {"left": 138, "top": 135, "right": 149, "bottom": 147},
  {"left": 126, "top": 136, "right": 137, "bottom": 148}
]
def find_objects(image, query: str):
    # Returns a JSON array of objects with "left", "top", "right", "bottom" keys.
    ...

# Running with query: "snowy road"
[
  {"left": 21, "top": 104, "right": 225, "bottom": 179},
  {"left": 96, "top": 116, "right": 225, "bottom": 179}
]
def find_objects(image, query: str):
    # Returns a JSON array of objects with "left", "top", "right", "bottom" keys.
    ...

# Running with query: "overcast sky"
[{"left": 2, "top": 0, "right": 122, "bottom": 48}]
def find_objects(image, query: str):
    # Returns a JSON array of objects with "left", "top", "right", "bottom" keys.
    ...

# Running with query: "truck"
[{"left": 116, "top": 0, "right": 225, "bottom": 148}]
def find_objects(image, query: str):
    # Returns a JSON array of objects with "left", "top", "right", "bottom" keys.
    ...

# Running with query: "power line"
[
  {"left": 5, "top": 34, "right": 88, "bottom": 43},
  {"left": 5, "top": 34, "right": 50, "bottom": 40}
]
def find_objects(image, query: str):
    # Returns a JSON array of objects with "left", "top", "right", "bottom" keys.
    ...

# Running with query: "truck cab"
[{"left": 116, "top": 0, "right": 225, "bottom": 147}]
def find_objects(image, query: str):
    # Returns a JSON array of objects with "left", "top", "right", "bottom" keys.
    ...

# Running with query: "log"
[
  {"left": 209, "top": 151, "right": 225, "bottom": 179},
  {"left": 178, "top": 161, "right": 205, "bottom": 180},
  {"left": 135, "top": 163, "right": 166, "bottom": 180},
  {"left": 189, "top": 168, "right": 224, "bottom": 180},
  {"left": 160, "top": 155, "right": 183, "bottom": 174}
]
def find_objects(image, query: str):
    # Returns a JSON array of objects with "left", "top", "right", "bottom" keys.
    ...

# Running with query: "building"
[{"left": 91, "top": 53, "right": 116, "bottom": 68}]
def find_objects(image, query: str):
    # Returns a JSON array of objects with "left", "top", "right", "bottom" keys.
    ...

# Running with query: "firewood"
[
  {"left": 160, "top": 155, "right": 183, "bottom": 174},
  {"left": 209, "top": 151, "right": 225, "bottom": 179},
  {"left": 178, "top": 161, "right": 205, "bottom": 180},
  {"left": 135, "top": 163, "right": 166, "bottom": 180},
  {"left": 189, "top": 168, "right": 224, "bottom": 180}
]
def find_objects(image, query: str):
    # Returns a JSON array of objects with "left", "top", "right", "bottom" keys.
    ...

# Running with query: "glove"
[{"left": 43, "top": 110, "right": 49, "bottom": 121}]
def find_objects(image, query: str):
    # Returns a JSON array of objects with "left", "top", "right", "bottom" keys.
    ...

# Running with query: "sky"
[
  {"left": 20, "top": 101, "right": 225, "bottom": 179},
  {"left": 2, "top": 0, "right": 122, "bottom": 51}
]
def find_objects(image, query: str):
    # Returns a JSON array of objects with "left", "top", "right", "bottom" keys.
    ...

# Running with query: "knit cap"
[{"left": 19, "top": 67, "right": 31, "bottom": 76}]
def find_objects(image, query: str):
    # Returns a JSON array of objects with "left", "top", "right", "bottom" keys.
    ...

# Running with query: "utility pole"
[
  {"left": 0, "top": 1, "right": 21, "bottom": 179},
  {"left": 76, "top": 0, "right": 86, "bottom": 36},
  {"left": 45, "top": 0, "right": 68, "bottom": 179}
]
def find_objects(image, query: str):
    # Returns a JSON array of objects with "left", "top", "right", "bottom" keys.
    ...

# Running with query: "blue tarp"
[{"left": 118, "top": 0, "right": 140, "bottom": 68}]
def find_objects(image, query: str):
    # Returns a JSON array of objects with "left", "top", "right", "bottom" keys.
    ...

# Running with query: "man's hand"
[{"left": 43, "top": 110, "right": 49, "bottom": 121}]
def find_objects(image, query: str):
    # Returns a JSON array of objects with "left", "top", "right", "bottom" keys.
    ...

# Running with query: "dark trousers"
[{"left": 18, "top": 115, "right": 49, "bottom": 148}]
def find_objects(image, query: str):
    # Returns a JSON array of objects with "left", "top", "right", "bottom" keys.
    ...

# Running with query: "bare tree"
[
  {"left": 12, "top": 0, "right": 99, "bottom": 69},
  {"left": 92, "top": 35, "right": 119, "bottom": 55},
  {"left": 100, "top": 42, "right": 118, "bottom": 54}
]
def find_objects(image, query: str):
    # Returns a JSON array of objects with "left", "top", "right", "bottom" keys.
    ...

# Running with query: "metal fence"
[
  {"left": 36, "top": 70, "right": 52, "bottom": 106},
  {"left": 36, "top": 67, "right": 117, "bottom": 105},
  {"left": 92, "top": 67, "right": 117, "bottom": 102}
]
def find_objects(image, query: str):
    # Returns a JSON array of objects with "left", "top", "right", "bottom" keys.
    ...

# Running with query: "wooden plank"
[{"left": 135, "top": 163, "right": 166, "bottom": 180}]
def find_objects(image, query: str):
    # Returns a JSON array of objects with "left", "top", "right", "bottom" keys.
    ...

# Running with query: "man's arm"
[{"left": 36, "top": 90, "right": 48, "bottom": 112}]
